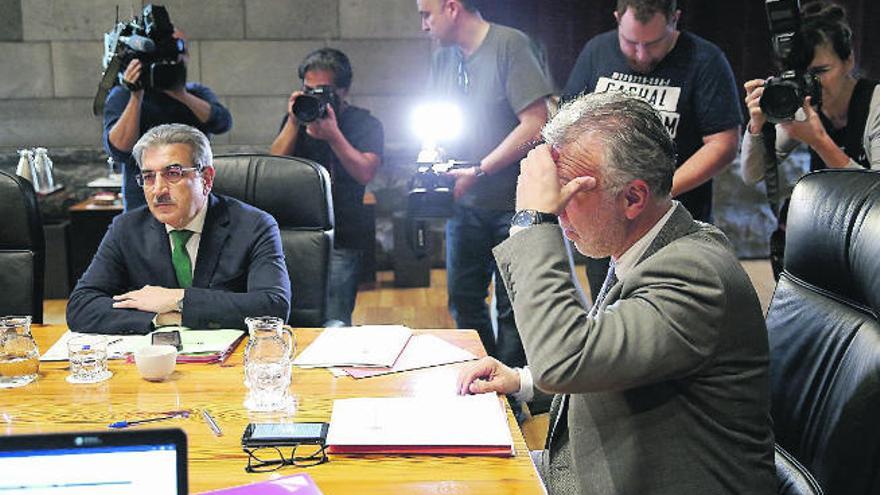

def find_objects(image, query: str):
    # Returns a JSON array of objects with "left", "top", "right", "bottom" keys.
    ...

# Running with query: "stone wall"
[{"left": 0, "top": 0, "right": 428, "bottom": 150}]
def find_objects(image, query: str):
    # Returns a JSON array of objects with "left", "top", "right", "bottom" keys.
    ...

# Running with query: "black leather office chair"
[
  {"left": 767, "top": 169, "right": 880, "bottom": 495},
  {"left": 0, "top": 171, "right": 45, "bottom": 323},
  {"left": 211, "top": 154, "right": 334, "bottom": 327}
]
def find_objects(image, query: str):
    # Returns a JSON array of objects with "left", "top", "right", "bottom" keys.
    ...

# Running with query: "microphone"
[{"left": 120, "top": 34, "right": 155, "bottom": 52}]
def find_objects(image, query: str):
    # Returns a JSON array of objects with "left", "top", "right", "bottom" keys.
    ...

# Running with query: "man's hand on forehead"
[{"left": 516, "top": 144, "right": 596, "bottom": 214}]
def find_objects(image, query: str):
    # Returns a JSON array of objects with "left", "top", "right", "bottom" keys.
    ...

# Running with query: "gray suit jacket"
[{"left": 493, "top": 205, "right": 775, "bottom": 495}]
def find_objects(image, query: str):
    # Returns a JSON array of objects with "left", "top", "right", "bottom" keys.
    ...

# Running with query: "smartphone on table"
[{"left": 241, "top": 422, "right": 329, "bottom": 447}]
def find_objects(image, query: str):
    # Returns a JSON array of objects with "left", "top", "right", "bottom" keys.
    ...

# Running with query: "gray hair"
[
  {"left": 542, "top": 91, "right": 676, "bottom": 197},
  {"left": 131, "top": 123, "right": 212, "bottom": 170}
]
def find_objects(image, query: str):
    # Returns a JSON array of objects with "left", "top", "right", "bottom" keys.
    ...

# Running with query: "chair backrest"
[
  {"left": 775, "top": 444, "right": 823, "bottom": 495},
  {"left": 211, "top": 154, "right": 334, "bottom": 327},
  {"left": 0, "top": 171, "right": 45, "bottom": 323},
  {"left": 767, "top": 169, "right": 880, "bottom": 495}
]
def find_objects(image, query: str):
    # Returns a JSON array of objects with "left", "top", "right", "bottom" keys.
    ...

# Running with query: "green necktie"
[{"left": 170, "top": 229, "right": 194, "bottom": 288}]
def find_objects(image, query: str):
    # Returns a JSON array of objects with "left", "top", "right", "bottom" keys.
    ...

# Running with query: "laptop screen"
[{"left": 0, "top": 428, "right": 187, "bottom": 494}]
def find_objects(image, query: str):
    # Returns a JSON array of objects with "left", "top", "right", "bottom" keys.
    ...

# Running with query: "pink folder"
[{"left": 198, "top": 473, "right": 323, "bottom": 495}]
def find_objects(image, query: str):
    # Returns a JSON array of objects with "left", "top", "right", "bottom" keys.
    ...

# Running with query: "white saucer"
[{"left": 66, "top": 370, "right": 113, "bottom": 384}]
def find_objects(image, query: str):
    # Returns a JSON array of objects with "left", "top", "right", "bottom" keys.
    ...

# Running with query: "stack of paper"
[
  {"left": 198, "top": 473, "right": 322, "bottom": 494},
  {"left": 326, "top": 393, "right": 515, "bottom": 456},
  {"left": 292, "top": 325, "right": 412, "bottom": 368},
  {"left": 40, "top": 329, "right": 245, "bottom": 364},
  {"left": 341, "top": 334, "right": 477, "bottom": 378}
]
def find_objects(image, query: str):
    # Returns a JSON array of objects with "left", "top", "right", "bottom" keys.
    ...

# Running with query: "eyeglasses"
[
  {"left": 243, "top": 445, "right": 329, "bottom": 473},
  {"left": 135, "top": 163, "right": 201, "bottom": 187}
]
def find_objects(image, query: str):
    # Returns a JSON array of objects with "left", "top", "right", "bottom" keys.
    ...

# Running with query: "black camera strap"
[
  {"left": 92, "top": 54, "right": 126, "bottom": 116},
  {"left": 810, "top": 79, "right": 877, "bottom": 171},
  {"left": 760, "top": 122, "right": 783, "bottom": 218}
]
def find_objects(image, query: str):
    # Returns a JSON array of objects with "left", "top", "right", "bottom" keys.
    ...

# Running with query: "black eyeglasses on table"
[{"left": 243, "top": 444, "right": 329, "bottom": 473}]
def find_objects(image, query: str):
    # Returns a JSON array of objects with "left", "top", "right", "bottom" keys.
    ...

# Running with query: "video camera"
[
  {"left": 292, "top": 85, "right": 340, "bottom": 124},
  {"left": 92, "top": 4, "right": 186, "bottom": 115},
  {"left": 760, "top": 0, "right": 822, "bottom": 123},
  {"left": 407, "top": 159, "right": 476, "bottom": 219},
  {"left": 404, "top": 101, "right": 468, "bottom": 255}
]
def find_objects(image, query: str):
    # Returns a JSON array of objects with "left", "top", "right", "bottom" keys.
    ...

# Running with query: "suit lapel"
[
  {"left": 193, "top": 194, "right": 229, "bottom": 288},
  {"left": 147, "top": 214, "right": 179, "bottom": 288},
  {"left": 636, "top": 203, "right": 698, "bottom": 267}
]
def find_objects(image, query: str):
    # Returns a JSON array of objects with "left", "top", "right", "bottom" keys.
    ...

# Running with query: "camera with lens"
[
  {"left": 93, "top": 4, "right": 186, "bottom": 114},
  {"left": 292, "top": 86, "right": 340, "bottom": 124},
  {"left": 760, "top": 0, "right": 822, "bottom": 123}
]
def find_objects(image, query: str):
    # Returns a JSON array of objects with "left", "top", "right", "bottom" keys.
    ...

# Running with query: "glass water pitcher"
[
  {"left": 243, "top": 316, "right": 295, "bottom": 412},
  {"left": 0, "top": 316, "right": 40, "bottom": 388}
]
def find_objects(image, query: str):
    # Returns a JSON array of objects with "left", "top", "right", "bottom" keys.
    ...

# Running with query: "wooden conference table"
[{"left": 2, "top": 325, "right": 543, "bottom": 494}]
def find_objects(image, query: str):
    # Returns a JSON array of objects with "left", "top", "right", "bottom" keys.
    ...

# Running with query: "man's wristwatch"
[
  {"left": 175, "top": 296, "right": 184, "bottom": 313},
  {"left": 511, "top": 209, "right": 559, "bottom": 228},
  {"left": 473, "top": 165, "right": 487, "bottom": 178}
]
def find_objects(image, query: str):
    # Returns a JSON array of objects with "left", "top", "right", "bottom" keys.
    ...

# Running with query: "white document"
[
  {"left": 326, "top": 393, "right": 514, "bottom": 450},
  {"left": 342, "top": 334, "right": 477, "bottom": 378},
  {"left": 40, "top": 328, "right": 244, "bottom": 361},
  {"left": 40, "top": 331, "right": 149, "bottom": 361},
  {"left": 292, "top": 325, "right": 412, "bottom": 368}
]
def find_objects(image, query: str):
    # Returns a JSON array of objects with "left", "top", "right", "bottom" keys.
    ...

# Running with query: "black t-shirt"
[
  {"left": 279, "top": 105, "right": 383, "bottom": 250},
  {"left": 563, "top": 31, "right": 742, "bottom": 222},
  {"left": 809, "top": 78, "right": 878, "bottom": 171}
]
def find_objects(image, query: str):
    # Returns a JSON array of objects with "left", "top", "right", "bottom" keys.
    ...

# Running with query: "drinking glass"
[{"left": 67, "top": 335, "right": 112, "bottom": 384}]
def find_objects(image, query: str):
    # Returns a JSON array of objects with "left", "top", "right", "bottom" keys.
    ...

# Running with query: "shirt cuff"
[{"left": 512, "top": 366, "right": 535, "bottom": 402}]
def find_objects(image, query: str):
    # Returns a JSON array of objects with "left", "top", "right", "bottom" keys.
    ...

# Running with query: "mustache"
[{"left": 153, "top": 194, "right": 175, "bottom": 206}]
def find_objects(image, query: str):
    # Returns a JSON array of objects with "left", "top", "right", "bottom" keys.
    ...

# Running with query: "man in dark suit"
[
  {"left": 458, "top": 92, "right": 774, "bottom": 494},
  {"left": 68, "top": 124, "right": 290, "bottom": 334}
]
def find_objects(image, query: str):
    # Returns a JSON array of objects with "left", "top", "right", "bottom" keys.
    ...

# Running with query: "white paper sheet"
[
  {"left": 326, "top": 393, "right": 513, "bottom": 450},
  {"left": 292, "top": 325, "right": 412, "bottom": 368},
  {"left": 40, "top": 331, "right": 149, "bottom": 361},
  {"left": 342, "top": 334, "right": 477, "bottom": 378},
  {"left": 39, "top": 328, "right": 244, "bottom": 361}
]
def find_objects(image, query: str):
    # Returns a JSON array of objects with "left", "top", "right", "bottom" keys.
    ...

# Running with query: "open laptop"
[{"left": 0, "top": 428, "right": 187, "bottom": 494}]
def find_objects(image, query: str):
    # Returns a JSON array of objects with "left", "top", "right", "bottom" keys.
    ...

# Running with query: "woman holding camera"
[{"left": 741, "top": 1, "right": 879, "bottom": 277}]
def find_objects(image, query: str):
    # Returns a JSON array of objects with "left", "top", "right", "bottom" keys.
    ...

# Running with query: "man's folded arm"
[
  {"left": 66, "top": 221, "right": 156, "bottom": 334},
  {"left": 494, "top": 225, "right": 723, "bottom": 395},
  {"left": 182, "top": 218, "right": 291, "bottom": 329}
]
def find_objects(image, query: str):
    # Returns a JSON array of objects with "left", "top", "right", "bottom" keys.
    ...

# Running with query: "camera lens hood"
[{"left": 293, "top": 94, "right": 323, "bottom": 123}]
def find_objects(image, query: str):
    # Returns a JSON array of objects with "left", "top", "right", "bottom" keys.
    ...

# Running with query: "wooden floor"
[{"left": 45, "top": 260, "right": 776, "bottom": 328}]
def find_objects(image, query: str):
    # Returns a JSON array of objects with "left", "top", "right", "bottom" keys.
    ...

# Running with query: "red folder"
[{"left": 326, "top": 444, "right": 514, "bottom": 456}]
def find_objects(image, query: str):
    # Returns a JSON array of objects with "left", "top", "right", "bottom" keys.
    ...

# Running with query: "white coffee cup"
[{"left": 134, "top": 345, "right": 178, "bottom": 381}]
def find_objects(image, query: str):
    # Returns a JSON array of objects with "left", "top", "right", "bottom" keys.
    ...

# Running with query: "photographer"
[
  {"left": 417, "top": 0, "right": 552, "bottom": 382},
  {"left": 741, "top": 0, "right": 879, "bottom": 277},
  {"left": 103, "top": 28, "right": 232, "bottom": 211},
  {"left": 270, "top": 48, "right": 384, "bottom": 326}
]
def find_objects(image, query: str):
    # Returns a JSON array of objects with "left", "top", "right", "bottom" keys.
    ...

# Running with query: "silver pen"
[{"left": 202, "top": 409, "right": 223, "bottom": 437}]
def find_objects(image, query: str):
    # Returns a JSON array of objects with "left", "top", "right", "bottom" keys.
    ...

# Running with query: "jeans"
[
  {"left": 326, "top": 247, "right": 362, "bottom": 326},
  {"left": 446, "top": 204, "right": 525, "bottom": 368}
]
